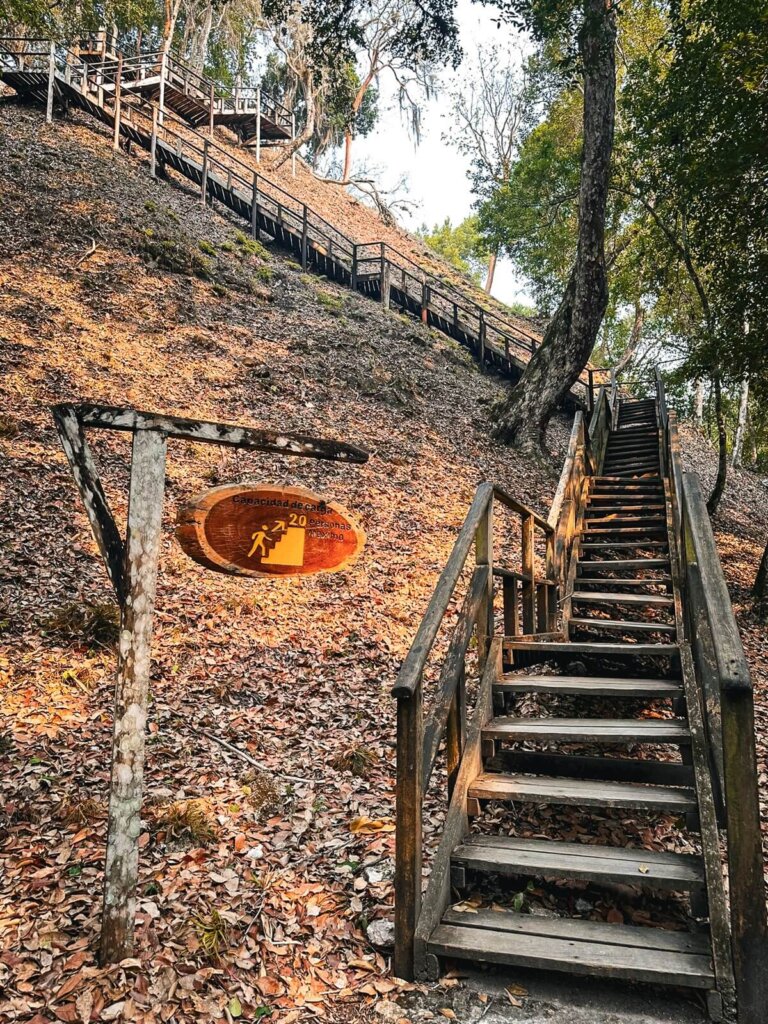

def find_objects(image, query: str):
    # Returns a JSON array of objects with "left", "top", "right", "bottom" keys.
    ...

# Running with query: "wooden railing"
[
  {"left": 661, "top": 393, "right": 767, "bottom": 1023},
  {"left": 0, "top": 35, "right": 612, "bottom": 407},
  {"left": 391, "top": 483, "right": 562, "bottom": 978}
]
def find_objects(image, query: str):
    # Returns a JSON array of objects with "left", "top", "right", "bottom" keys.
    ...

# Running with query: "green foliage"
[
  {"left": 234, "top": 231, "right": 270, "bottom": 260},
  {"left": 198, "top": 239, "right": 216, "bottom": 256},
  {"left": 417, "top": 216, "right": 490, "bottom": 286}
]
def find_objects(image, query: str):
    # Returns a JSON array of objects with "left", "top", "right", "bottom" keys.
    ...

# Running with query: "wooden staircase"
[
  {"left": 393, "top": 380, "right": 767, "bottom": 1022},
  {"left": 0, "top": 35, "right": 600, "bottom": 410}
]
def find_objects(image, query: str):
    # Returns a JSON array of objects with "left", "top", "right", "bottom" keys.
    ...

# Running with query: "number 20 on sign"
[{"left": 175, "top": 484, "right": 366, "bottom": 577}]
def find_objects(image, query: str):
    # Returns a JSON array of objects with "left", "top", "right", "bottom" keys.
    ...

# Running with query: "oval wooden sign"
[{"left": 175, "top": 484, "right": 365, "bottom": 577}]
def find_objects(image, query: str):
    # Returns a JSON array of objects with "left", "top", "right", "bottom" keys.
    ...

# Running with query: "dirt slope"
[{"left": 0, "top": 101, "right": 765, "bottom": 1024}]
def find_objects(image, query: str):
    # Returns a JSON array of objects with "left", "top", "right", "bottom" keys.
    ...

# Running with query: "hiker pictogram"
[{"left": 248, "top": 518, "right": 306, "bottom": 567}]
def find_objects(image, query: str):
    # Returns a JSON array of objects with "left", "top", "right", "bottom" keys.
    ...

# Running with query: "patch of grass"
[
  {"left": 0, "top": 414, "right": 20, "bottom": 439},
  {"left": 220, "top": 240, "right": 236, "bottom": 253},
  {"left": 140, "top": 234, "right": 213, "bottom": 280},
  {"left": 198, "top": 239, "right": 216, "bottom": 256},
  {"left": 331, "top": 744, "right": 379, "bottom": 779},
  {"left": 150, "top": 799, "right": 219, "bottom": 846},
  {"left": 45, "top": 600, "right": 120, "bottom": 648},
  {"left": 58, "top": 797, "right": 105, "bottom": 827},
  {"left": 144, "top": 199, "right": 157, "bottom": 212},
  {"left": 317, "top": 291, "right": 343, "bottom": 312},
  {"left": 253, "top": 265, "right": 273, "bottom": 284},
  {"left": 212, "top": 283, "right": 229, "bottom": 298},
  {"left": 240, "top": 771, "right": 281, "bottom": 815},
  {"left": 234, "top": 231, "right": 270, "bottom": 260},
  {"left": 193, "top": 908, "right": 228, "bottom": 962}
]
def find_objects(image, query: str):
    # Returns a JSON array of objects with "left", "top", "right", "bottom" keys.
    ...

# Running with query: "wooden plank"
[
  {"left": 440, "top": 906, "right": 710, "bottom": 954},
  {"left": 503, "top": 639, "right": 679, "bottom": 657},
  {"left": 427, "top": 921, "right": 713, "bottom": 987},
  {"left": 521, "top": 514, "right": 535, "bottom": 633},
  {"left": 494, "top": 674, "right": 681, "bottom": 696},
  {"left": 576, "top": 577, "right": 672, "bottom": 588},
  {"left": 578, "top": 559, "right": 670, "bottom": 572},
  {"left": 487, "top": 750, "right": 694, "bottom": 786},
  {"left": 393, "top": 680, "right": 423, "bottom": 981},
  {"left": 571, "top": 592, "right": 673, "bottom": 606},
  {"left": 482, "top": 716, "right": 689, "bottom": 744},
  {"left": 452, "top": 835, "right": 704, "bottom": 889},
  {"left": 72, "top": 404, "right": 369, "bottom": 463},
  {"left": 467, "top": 772, "right": 697, "bottom": 811},
  {"left": 568, "top": 617, "right": 677, "bottom": 635},
  {"left": 580, "top": 541, "right": 669, "bottom": 550}
]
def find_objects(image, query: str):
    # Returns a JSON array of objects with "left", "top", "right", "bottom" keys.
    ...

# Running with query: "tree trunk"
[
  {"left": 706, "top": 374, "right": 728, "bottom": 515},
  {"left": 754, "top": 537, "right": 768, "bottom": 620},
  {"left": 731, "top": 376, "right": 749, "bottom": 468},
  {"left": 614, "top": 299, "right": 644, "bottom": 375},
  {"left": 342, "top": 129, "right": 353, "bottom": 182},
  {"left": 491, "top": 0, "right": 617, "bottom": 451},
  {"left": 484, "top": 249, "right": 497, "bottom": 294},
  {"left": 275, "top": 72, "right": 316, "bottom": 167},
  {"left": 694, "top": 378, "right": 704, "bottom": 427}
]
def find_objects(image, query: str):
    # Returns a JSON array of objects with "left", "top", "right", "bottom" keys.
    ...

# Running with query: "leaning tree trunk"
[
  {"left": 694, "top": 378, "right": 705, "bottom": 427},
  {"left": 613, "top": 299, "right": 644, "bottom": 375},
  {"left": 706, "top": 374, "right": 728, "bottom": 515},
  {"left": 753, "top": 537, "right": 768, "bottom": 620},
  {"left": 275, "top": 71, "right": 316, "bottom": 167},
  {"left": 492, "top": 0, "right": 617, "bottom": 451},
  {"left": 731, "top": 376, "right": 749, "bottom": 468}
]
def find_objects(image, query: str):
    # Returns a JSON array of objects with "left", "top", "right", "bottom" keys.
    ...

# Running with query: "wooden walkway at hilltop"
[{"left": 0, "top": 35, "right": 602, "bottom": 410}]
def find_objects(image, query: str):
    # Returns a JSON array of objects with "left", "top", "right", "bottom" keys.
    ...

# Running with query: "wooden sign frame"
[{"left": 52, "top": 403, "right": 368, "bottom": 965}]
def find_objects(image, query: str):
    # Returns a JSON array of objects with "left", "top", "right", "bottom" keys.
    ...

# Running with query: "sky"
[{"left": 348, "top": 0, "right": 534, "bottom": 307}]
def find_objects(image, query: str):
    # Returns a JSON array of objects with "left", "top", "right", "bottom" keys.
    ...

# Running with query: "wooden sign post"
[{"left": 53, "top": 404, "right": 368, "bottom": 965}]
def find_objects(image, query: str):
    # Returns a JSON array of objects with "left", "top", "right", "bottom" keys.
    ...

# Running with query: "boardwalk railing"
[
  {"left": 0, "top": 34, "right": 611, "bottom": 407},
  {"left": 660, "top": 383, "right": 768, "bottom": 1023},
  {"left": 391, "top": 483, "right": 562, "bottom": 978}
]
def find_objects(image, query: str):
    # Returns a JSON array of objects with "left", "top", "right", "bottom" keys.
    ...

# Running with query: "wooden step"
[
  {"left": 468, "top": 772, "right": 697, "bottom": 811},
  {"left": 569, "top": 617, "right": 677, "bottom": 635},
  {"left": 580, "top": 540, "right": 669, "bottom": 550},
  {"left": 495, "top": 673, "right": 681, "bottom": 696},
  {"left": 594, "top": 476, "right": 662, "bottom": 484},
  {"left": 487, "top": 751, "right": 692, "bottom": 786},
  {"left": 428, "top": 910, "right": 713, "bottom": 988},
  {"left": 581, "top": 526, "right": 667, "bottom": 536},
  {"left": 585, "top": 504, "right": 665, "bottom": 514},
  {"left": 576, "top": 576, "right": 672, "bottom": 588},
  {"left": 572, "top": 591, "right": 674, "bottom": 607},
  {"left": 483, "top": 716, "right": 689, "bottom": 744},
  {"left": 578, "top": 558, "right": 670, "bottom": 572},
  {"left": 451, "top": 835, "right": 704, "bottom": 890},
  {"left": 504, "top": 639, "right": 679, "bottom": 658}
]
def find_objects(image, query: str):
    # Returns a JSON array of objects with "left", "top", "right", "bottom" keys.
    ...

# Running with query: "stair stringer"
[{"left": 412, "top": 638, "right": 501, "bottom": 981}]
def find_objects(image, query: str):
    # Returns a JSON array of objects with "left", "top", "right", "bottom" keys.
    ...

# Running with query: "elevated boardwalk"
[{"left": 0, "top": 35, "right": 603, "bottom": 410}]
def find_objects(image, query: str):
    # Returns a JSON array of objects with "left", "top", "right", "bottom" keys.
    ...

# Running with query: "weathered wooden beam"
[
  {"left": 393, "top": 679, "right": 423, "bottom": 981},
  {"left": 521, "top": 514, "right": 535, "bottom": 634},
  {"left": 52, "top": 405, "right": 125, "bottom": 603},
  {"left": 393, "top": 484, "right": 493, "bottom": 698},
  {"left": 100, "top": 428, "right": 167, "bottom": 964},
  {"left": 69, "top": 404, "right": 369, "bottom": 464}
]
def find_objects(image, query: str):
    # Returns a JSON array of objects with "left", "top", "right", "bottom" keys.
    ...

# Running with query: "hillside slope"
[{"left": 0, "top": 101, "right": 765, "bottom": 1023}]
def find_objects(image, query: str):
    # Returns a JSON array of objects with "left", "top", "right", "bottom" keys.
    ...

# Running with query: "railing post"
[
  {"left": 452, "top": 303, "right": 459, "bottom": 334},
  {"left": 545, "top": 532, "right": 557, "bottom": 631},
  {"left": 502, "top": 576, "right": 519, "bottom": 636},
  {"left": 380, "top": 243, "right": 391, "bottom": 309},
  {"left": 301, "top": 205, "right": 308, "bottom": 269},
  {"left": 200, "top": 140, "right": 209, "bottom": 204},
  {"left": 722, "top": 690, "right": 768, "bottom": 1021},
  {"left": 251, "top": 172, "right": 260, "bottom": 239},
  {"left": 478, "top": 310, "right": 486, "bottom": 369},
  {"left": 393, "top": 683, "right": 423, "bottom": 981},
  {"left": 588, "top": 368, "right": 595, "bottom": 415},
  {"left": 209, "top": 82, "right": 215, "bottom": 138},
  {"left": 521, "top": 515, "right": 535, "bottom": 633},
  {"left": 149, "top": 105, "right": 158, "bottom": 179},
  {"left": 255, "top": 87, "right": 262, "bottom": 163},
  {"left": 112, "top": 55, "right": 122, "bottom": 151},
  {"left": 291, "top": 112, "right": 296, "bottom": 177},
  {"left": 351, "top": 245, "right": 358, "bottom": 290},
  {"left": 158, "top": 48, "right": 167, "bottom": 127},
  {"left": 475, "top": 494, "right": 493, "bottom": 671},
  {"left": 421, "top": 282, "right": 429, "bottom": 324},
  {"left": 46, "top": 40, "right": 55, "bottom": 124},
  {"left": 445, "top": 665, "right": 465, "bottom": 801}
]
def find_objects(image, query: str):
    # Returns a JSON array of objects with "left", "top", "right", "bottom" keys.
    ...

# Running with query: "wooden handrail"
[
  {"left": 493, "top": 485, "right": 553, "bottom": 534},
  {"left": 391, "top": 483, "right": 494, "bottom": 699}
]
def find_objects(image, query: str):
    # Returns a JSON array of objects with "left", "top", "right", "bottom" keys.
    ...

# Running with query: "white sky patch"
[{"left": 348, "top": 0, "right": 535, "bottom": 306}]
